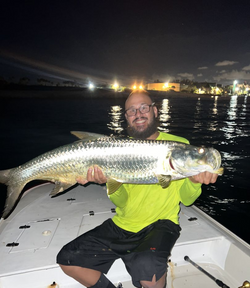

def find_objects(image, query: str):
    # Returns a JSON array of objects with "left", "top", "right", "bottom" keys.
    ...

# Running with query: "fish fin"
[
  {"left": 0, "top": 169, "right": 11, "bottom": 185},
  {"left": 0, "top": 169, "right": 27, "bottom": 219},
  {"left": 214, "top": 167, "right": 224, "bottom": 175},
  {"left": 156, "top": 174, "right": 172, "bottom": 188},
  {"left": 70, "top": 131, "right": 108, "bottom": 140},
  {"left": 107, "top": 178, "right": 123, "bottom": 195},
  {"left": 50, "top": 181, "right": 76, "bottom": 196}
]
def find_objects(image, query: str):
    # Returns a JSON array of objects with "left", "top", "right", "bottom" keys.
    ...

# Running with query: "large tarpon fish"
[{"left": 0, "top": 132, "right": 223, "bottom": 219}]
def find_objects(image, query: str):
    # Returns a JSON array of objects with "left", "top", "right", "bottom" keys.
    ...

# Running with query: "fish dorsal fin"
[
  {"left": 107, "top": 178, "right": 123, "bottom": 195},
  {"left": 70, "top": 131, "right": 108, "bottom": 140},
  {"left": 156, "top": 174, "right": 172, "bottom": 188},
  {"left": 50, "top": 181, "right": 76, "bottom": 196}
]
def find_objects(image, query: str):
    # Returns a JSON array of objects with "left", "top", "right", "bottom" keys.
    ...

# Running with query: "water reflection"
[
  {"left": 208, "top": 96, "right": 219, "bottom": 132},
  {"left": 158, "top": 99, "right": 171, "bottom": 133},
  {"left": 220, "top": 95, "right": 238, "bottom": 143},
  {"left": 240, "top": 95, "right": 248, "bottom": 117},
  {"left": 107, "top": 105, "right": 124, "bottom": 134},
  {"left": 219, "top": 95, "right": 250, "bottom": 181},
  {"left": 193, "top": 98, "right": 202, "bottom": 131},
  {"left": 212, "top": 96, "right": 218, "bottom": 115},
  {"left": 219, "top": 95, "right": 250, "bottom": 143},
  {"left": 228, "top": 95, "right": 238, "bottom": 121}
]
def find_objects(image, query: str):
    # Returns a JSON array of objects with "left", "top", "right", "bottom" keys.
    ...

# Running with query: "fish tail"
[{"left": 0, "top": 169, "right": 26, "bottom": 219}]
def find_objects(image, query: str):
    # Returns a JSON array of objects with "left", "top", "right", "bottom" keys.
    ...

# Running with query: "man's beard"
[{"left": 126, "top": 116, "right": 159, "bottom": 139}]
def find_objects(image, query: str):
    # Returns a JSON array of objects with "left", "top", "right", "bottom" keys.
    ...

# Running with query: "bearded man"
[{"left": 57, "top": 89, "right": 218, "bottom": 288}]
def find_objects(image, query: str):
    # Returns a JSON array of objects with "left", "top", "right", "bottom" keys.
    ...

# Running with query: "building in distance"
[{"left": 147, "top": 82, "right": 180, "bottom": 92}]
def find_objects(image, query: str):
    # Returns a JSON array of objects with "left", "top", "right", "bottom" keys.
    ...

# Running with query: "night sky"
[{"left": 1, "top": 0, "right": 250, "bottom": 86}]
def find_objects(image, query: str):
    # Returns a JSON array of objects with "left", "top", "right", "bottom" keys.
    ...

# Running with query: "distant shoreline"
[{"left": 0, "top": 86, "right": 225, "bottom": 99}]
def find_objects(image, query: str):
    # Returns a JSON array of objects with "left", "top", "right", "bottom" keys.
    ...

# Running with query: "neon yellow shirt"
[{"left": 109, "top": 131, "right": 202, "bottom": 232}]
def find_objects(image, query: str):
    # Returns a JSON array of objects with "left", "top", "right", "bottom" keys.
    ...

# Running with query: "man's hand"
[
  {"left": 76, "top": 166, "right": 107, "bottom": 185},
  {"left": 189, "top": 171, "right": 218, "bottom": 185}
]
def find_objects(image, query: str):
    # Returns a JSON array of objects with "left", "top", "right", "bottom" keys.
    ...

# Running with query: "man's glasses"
[{"left": 125, "top": 103, "right": 155, "bottom": 117}]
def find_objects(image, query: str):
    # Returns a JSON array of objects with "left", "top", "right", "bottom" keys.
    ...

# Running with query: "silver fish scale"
[
  {"left": 9, "top": 137, "right": 181, "bottom": 186},
  {"left": 78, "top": 138, "right": 167, "bottom": 183}
]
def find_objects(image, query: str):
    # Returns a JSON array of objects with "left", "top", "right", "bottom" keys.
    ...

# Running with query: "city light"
[
  {"left": 162, "top": 82, "right": 169, "bottom": 89},
  {"left": 132, "top": 83, "right": 143, "bottom": 90},
  {"left": 233, "top": 80, "right": 237, "bottom": 94},
  {"left": 112, "top": 82, "right": 119, "bottom": 91},
  {"left": 88, "top": 83, "right": 94, "bottom": 90}
]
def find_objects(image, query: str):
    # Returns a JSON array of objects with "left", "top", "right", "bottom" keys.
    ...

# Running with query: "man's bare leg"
[{"left": 60, "top": 265, "right": 101, "bottom": 287}]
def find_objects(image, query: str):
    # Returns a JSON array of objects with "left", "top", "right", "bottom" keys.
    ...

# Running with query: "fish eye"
[{"left": 198, "top": 147, "right": 205, "bottom": 154}]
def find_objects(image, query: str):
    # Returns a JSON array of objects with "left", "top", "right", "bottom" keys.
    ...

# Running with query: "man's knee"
[
  {"left": 58, "top": 264, "right": 102, "bottom": 287},
  {"left": 59, "top": 264, "right": 78, "bottom": 276}
]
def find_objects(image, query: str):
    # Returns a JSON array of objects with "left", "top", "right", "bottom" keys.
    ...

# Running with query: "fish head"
[{"left": 170, "top": 145, "right": 222, "bottom": 176}]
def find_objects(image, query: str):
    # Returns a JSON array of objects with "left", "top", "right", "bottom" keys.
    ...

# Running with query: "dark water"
[{"left": 1, "top": 90, "right": 250, "bottom": 244}]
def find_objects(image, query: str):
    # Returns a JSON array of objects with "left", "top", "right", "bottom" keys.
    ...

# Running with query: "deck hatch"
[
  {"left": 77, "top": 211, "right": 114, "bottom": 236},
  {"left": 9, "top": 218, "right": 60, "bottom": 253}
]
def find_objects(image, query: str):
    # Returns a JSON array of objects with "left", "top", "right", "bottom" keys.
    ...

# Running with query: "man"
[{"left": 57, "top": 90, "right": 218, "bottom": 288}]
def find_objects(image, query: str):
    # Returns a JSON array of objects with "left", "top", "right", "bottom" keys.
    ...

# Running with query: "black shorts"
[{"left": 57, "top": 219, "right": 181, "bottom": 287}]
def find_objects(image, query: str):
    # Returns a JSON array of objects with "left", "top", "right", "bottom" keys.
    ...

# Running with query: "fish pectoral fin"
[
  {"left": 107, "top": 178, "right": 123, "bottom": 195},
  {"left": 156, "top": 175, "right": 172, "bottom": 188},
  {"left": 70, "top": 131, "right": 108, "bottom": 140},
  {"left": 50, "top": 181, "right": 76, "bottom": 196}
]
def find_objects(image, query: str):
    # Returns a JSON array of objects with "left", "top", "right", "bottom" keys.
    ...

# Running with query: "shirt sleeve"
[
  {"left": 108, "top": 184, "right": 128, "bottom": 208},
  {"left": 179, "top": 178, "right": 202, "bottom": 206}
]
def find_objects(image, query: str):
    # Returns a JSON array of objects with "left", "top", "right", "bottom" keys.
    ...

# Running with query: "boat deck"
[{"left": 0, "top": 183, "right": 249, "bottom": 288}]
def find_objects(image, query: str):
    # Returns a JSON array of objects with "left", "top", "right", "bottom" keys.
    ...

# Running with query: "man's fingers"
[
  {"left": 85, "top": 166, "right": 107, "bottom": 184},
  {"left": 87, "top": 167, "right": 94, "bottom": 181},
  {"left": 93, "top": 166, "right": 107, "bottom": 184},
  {"left": 76, "top": 166, "right": 107, "bottom": 185},
  {"left": 190, "top": 171, "right": 218, "bottom": 185},
  {"left": 76, "top": 176, "right": 88, "bottom": 185}
]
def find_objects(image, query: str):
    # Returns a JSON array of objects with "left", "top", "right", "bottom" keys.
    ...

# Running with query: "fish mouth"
[{"left": 208, "top": 148, "right": 222, "bottom": 171}]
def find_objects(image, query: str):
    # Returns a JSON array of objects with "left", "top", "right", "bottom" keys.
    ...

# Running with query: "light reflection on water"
[
  {"left": 158, "top": 99, "right": 171, "bottom": 133},
  {"left": 240, "top": 95, "right": 248, "bottom": 118},
  {"left": 221, "top": 95, "right": 238, "bottom": 142},
  {"left": 107, "top": 105, "right": 124, "bottom": 134},
  {"left": 212, "top": 95, "right": 218, "bottom": 115},
  {"left": 193, "top": 98, "right": 203, "bottom": 131},
  {"left": 208, "top": 96, "right": 219, "bottom": 132}
]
